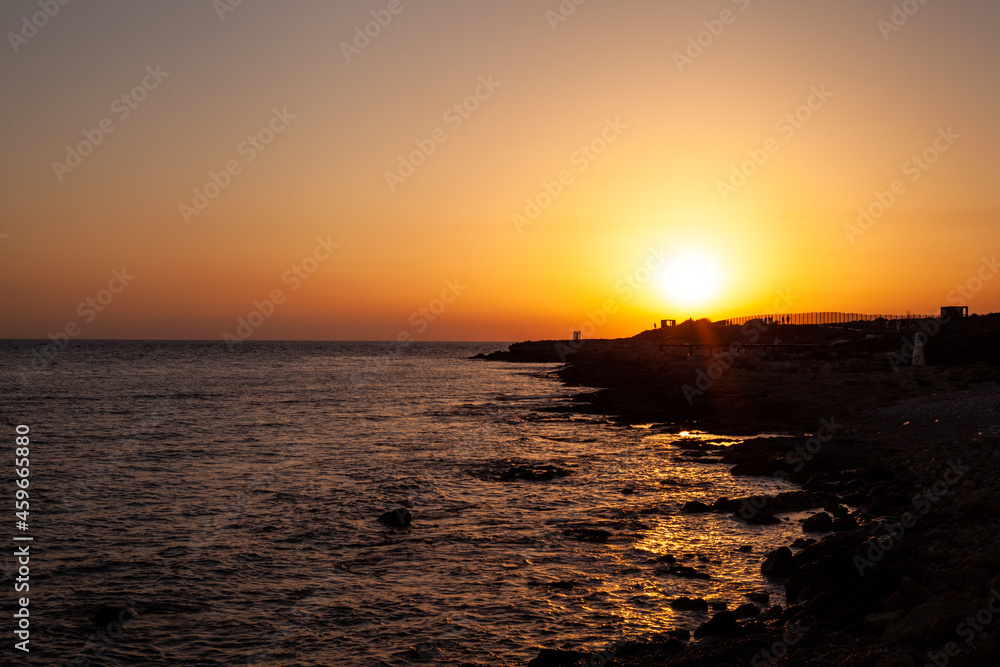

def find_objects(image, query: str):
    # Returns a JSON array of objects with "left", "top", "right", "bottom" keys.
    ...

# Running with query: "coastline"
[{"left": 483, "top": 322, "right": 1000, "bottom": 666}]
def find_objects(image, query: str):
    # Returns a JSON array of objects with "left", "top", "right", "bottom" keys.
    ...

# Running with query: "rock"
[
  {"left": 662, "top": 564, "right": 712, "bottom": 580},
  {"left": 712, "top": 497, "right": 741, "bottom": 512},
  {"left": 694, "top": 611, "right": 737, "bottom": 638},
  {"left": 744, "top": 511, "right": 781, "bottom": 525},
  {"left": 883, "top": 577, "right": 931, "bottom": 614},
  {"left": 791, "top": 537, "right": 817, "bottom": 549},
  {"left": 759, "top": 605, "right": 783, "bottom": 621},
  {"left": 527, "top": 648, "right": 588, "bottom": 666},
  {"left": 864, "top": 611, "right": 904, "bottom": 635},
  {"left": 670, "top": 596, "right": 709, "bottom": 612},
  {"left": 378, "top": 508, "right": 411, "bottom": 527},
  {"left": 747, "top": 591, "right": 770, "bottom": 604},
  {"left": 761, "top": 547, "right": 797, "bottom": 578},
  {"left": 784, "top": 572, "right": 812, "bottom": 604},
  {"left": 802, "top": 512, "right": 834, "bottom": 533},
  {"left": 500, "top": 463, "right": 569, "bottom": 481},
  {"left": 710, "top": 600, "right": 728, "bottom": 611},
  {"left": 883, "top": 593, "right": 971, "bottom": 644},
  {"left": 564, "top": 528, "right": 610, "bottom": 543},
  {"left": 621, "top": 487, "right": 635, "bottom": 495},
  {"left": 91, "top": 602, "right": 137, "bottom": 628},
  {"left": 875, "top": 649, "right": 931, "bottom": 667},
  {"left": 736, "top": 545, "right": 753, "bottom": 553},
  {"left": 733, "top": 603, "right": 760, "bottom": 619},
  {"left": 832, "top": 515, "right": 859, "bottom": 531},
  {"left": 682, "top": 500, "right": 712, "bottom": 513},
  {"left": 666, "top": 628, "right": 690, "bottom": 640}
]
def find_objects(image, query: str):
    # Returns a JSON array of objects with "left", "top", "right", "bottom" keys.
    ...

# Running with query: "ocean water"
[{"left": 0, "top": 341, "right": 805, "bottom": 666}]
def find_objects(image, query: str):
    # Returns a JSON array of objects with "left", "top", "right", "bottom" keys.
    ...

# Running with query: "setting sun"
[{"left": 656, "top": 249, "right": 726, "bottom": 310}]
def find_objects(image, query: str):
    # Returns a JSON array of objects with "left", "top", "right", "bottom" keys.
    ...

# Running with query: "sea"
[{"left": 0, "top": 340, "right": 808, "bottom": 666}]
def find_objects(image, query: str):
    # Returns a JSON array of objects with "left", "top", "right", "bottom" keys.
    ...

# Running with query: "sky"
[{"left": 1, "top": 0, "right": 998, "bottom": 341}]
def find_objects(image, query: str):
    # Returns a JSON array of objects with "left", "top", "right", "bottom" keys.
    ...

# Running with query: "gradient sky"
[{"left": 1, "top": 0, "right": 998, "bottom": 341}]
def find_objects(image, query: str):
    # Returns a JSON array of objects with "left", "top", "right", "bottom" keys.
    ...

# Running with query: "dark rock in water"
[
  {"left": 656, "top": 553, "right": 677, "bottom": 564},
  {"left": 710, "top": 600, "right": 728, "bottom": 611},
  {"left": 378, "top": 508, "right": 411, "bottom": 527},
  {"left": 761, "top": 546, "right": 797, "bottom": 578},
  {"left": 527, "top": 648, "right": 588, "bottom": 666},
  {"left": 791, "top": 537, "right": 816, "bottom": 549},
  {"left": 621, "top": 487, "right": 635, "bottom": 495},
  {"left": 784, "top": 572, "right": 812, "bottom": 605},
  {"left": 91, "top": 602, "right": 137, "bottom": 628},
  {"left": 661, "top": 564, "right": 712, "bottom": 580},
  {"left": 670, "top": 596, "right": 709, "bottom": 611},
  {"left": 743, "top": 510, "right": 781, "bottom": 525},
  {"left": 667, "top": 628, "right": 691, "bottom": 641},
  {"left": 564, "top": 527, "right": 610, "bottom": 543},
  {"left": 528, "top": 580, "right": 576, "bottom": 590},
  {"left": 733, "top": 603, "right": 761, "bottom": 619},
  {"left": 712, "top": 497, "right": 741, "bottom": 512},
  {"left": 746, "top": 591, "right": 770, "bottom": 604},
  {"left": 802, "top": 511, "right": 834, "bottom": 533},
  {"left": 736, "top": 545, "right": 752, "bottom": 553},
  {"left": 682, "top": 500, "right": 712, "bottom": 513},
  {"left": 694, "top": 610, "right": 737, "bottom": 637},
  {"left": 500, "top": 463, "right": 569, "bottom": 482},
  {"left": 759, "top": 605, "right": 783, "bottom": 621},
  {"left": 832, "top": 514, "right": 859, "bottom": 531}
]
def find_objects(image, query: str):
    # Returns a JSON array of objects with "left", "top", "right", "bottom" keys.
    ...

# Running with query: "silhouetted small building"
[
  {"left": 941, "top": 306, "right": 969, "bottom": 331},
  {"left": 941, "top": 306, "right": 968, "bottom": 321},
  {"left": 660, "top": 319, "right": 676, "bottom": 328}
]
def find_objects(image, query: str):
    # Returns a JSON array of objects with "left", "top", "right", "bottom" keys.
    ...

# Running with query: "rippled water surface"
[{"left": 0, "top": 341, "right": 803, "bottom": 665}]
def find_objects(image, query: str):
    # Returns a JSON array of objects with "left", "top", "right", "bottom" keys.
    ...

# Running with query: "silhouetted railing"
[{"left": 722, "top": 312, "right": 937, "bottom": 326}]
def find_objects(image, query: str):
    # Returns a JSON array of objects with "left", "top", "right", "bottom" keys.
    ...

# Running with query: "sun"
[{"left": 656, "top": 249, "right": 725, "bottom": 308}]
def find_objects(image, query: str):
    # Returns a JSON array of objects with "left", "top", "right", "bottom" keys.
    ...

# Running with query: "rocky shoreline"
[{"left": 482, "top": 321, "right": 1000, "bottom": 666}]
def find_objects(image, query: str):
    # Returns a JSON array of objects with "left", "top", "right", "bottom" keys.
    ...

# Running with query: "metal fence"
[{"left": 723, "top": 312, "right": 937, "bottom": 326}]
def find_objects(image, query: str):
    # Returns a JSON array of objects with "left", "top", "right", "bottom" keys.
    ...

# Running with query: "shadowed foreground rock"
[{"left": 493, "top": 321, "right": 1000, "bottom": 665}]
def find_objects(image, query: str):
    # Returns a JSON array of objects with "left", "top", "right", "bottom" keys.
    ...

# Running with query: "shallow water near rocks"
[{"left": 0, "top": 341, "right": 808, "bottom": 665}]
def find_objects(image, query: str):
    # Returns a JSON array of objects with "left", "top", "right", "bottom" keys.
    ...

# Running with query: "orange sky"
[{"left": 1, "top": 0, "right": 998, "bottom": 341}]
